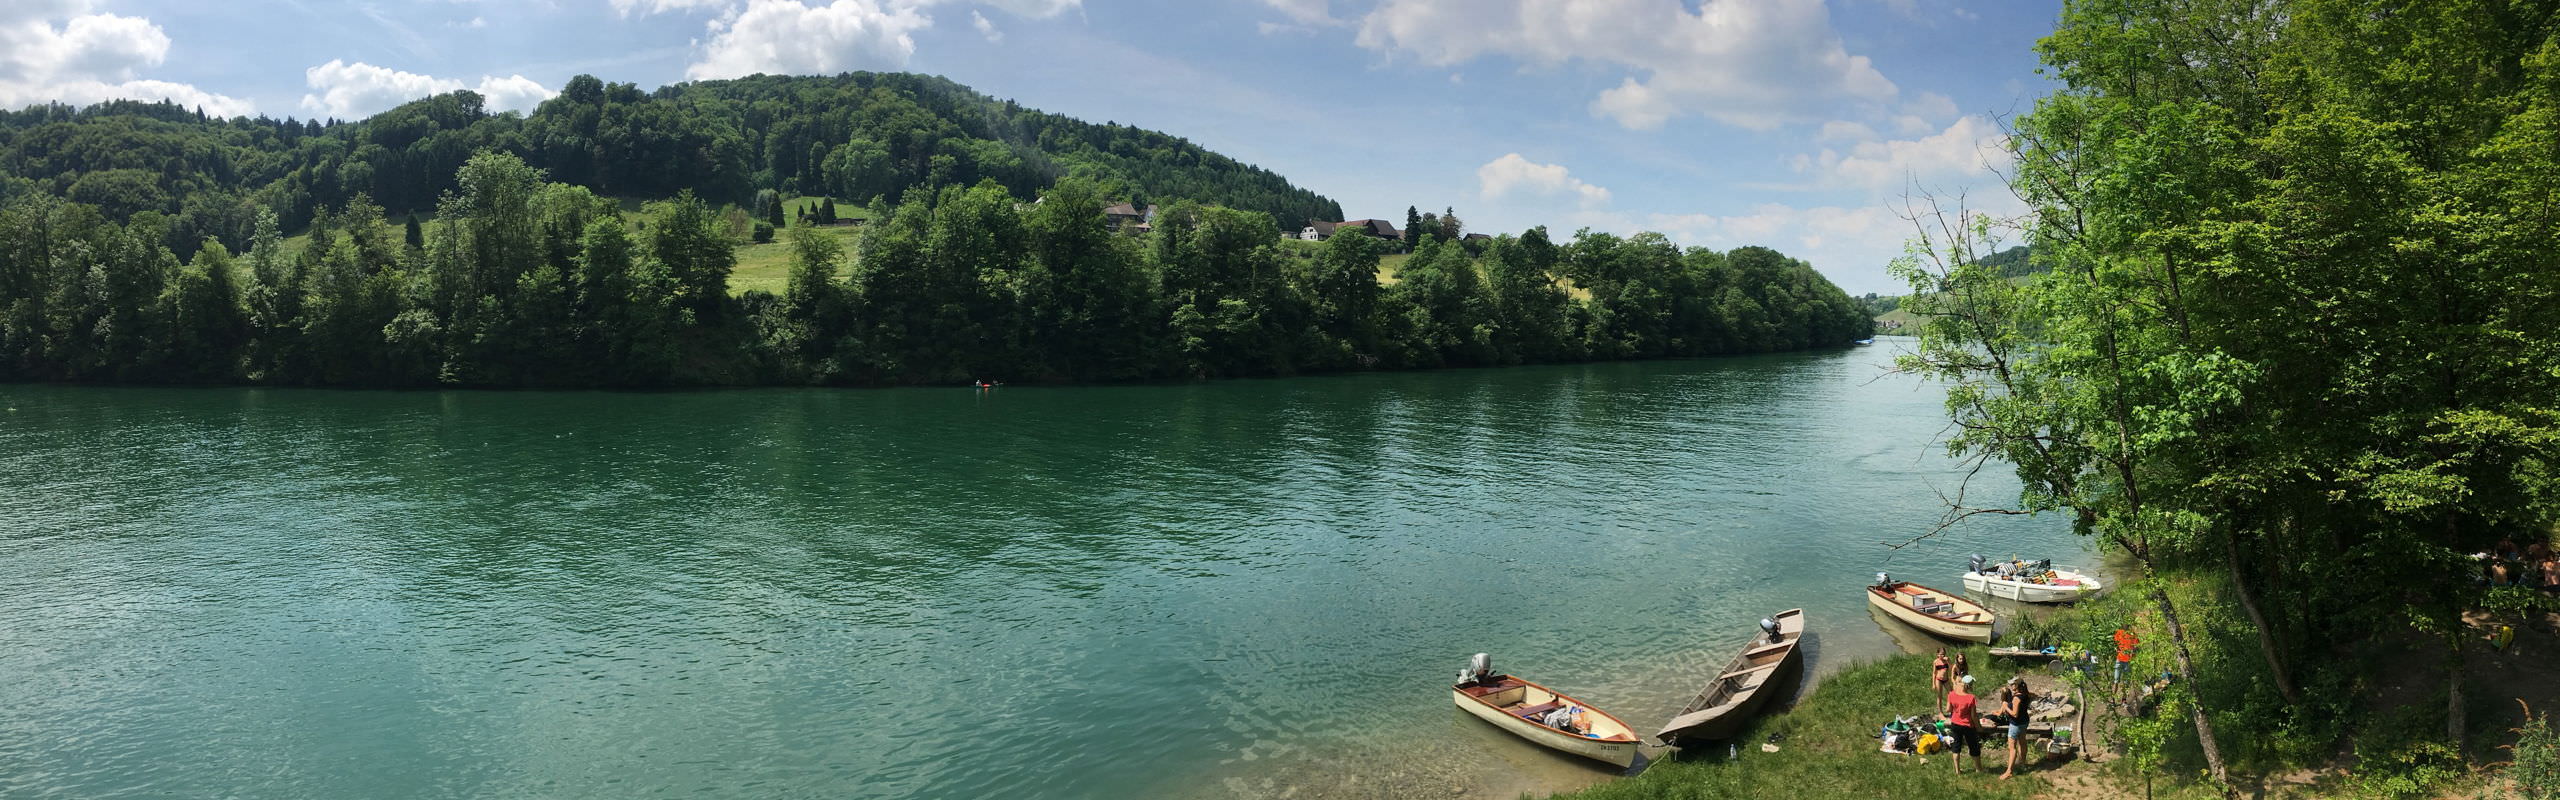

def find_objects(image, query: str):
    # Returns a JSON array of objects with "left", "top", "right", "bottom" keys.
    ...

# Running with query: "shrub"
[
  {"left": 2515, "top": 701, "right": 2560, "bottom": 800},
  {"left": 751, "top": 221, "right": 775, "bottom": 243}
]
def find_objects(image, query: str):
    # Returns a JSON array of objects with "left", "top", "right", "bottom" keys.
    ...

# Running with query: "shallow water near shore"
[{"left": 0, "top": 341, "right": 2086, "bottom": 799}]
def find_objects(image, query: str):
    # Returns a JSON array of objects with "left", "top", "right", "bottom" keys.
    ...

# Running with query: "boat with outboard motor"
[
  {"left": 1960, "top": 555, "right": 2103, "bottom": 603},
  {"left": 1866, "top": 574, "right": 1994, "bottom": 643},
  {"left": 1655, "top": 609, "right": 1805, "bottom": 744},
  {"left": 1450, "top": 655, "right": 1642, "bottom": 767}
]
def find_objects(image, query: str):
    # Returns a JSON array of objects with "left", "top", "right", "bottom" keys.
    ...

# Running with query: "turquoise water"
[{"left": 0, "top": 343, "right": 2084, "bottom": 798}]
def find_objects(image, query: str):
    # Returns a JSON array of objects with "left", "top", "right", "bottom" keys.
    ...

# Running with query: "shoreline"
[{"left": 0, "top": 344, "right": 1880, "bottom": 393}]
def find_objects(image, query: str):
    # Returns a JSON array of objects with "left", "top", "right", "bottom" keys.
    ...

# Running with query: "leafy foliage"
[
  {"left": 0, "top": 73, "right": 1342, "bottom": 258},
  {"left": 0, "top": 154, "right": 1869, "bottom": 387},
  {"left": 2516, "top": 702, "right": 2560, "bottom": 800},
  {"left": 1900, "top": 0, "right": 2560, "bottom": 792}
]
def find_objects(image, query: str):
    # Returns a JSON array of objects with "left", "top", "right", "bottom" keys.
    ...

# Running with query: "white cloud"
[
  {"left": 1797, "top": 114, "right": 2007, "bottom": 192},
  {"left": 685, "top": 0, "right": 931, "bottom": 80},
  {"left": 609, "top": 0, "right": 735, "bottom": 15},
  {"left": 967, "top": 0, "right": 1080, "bottom": 17},
  {"left": 1259, "top": 0, "right": 1334, "bottom": 25},
  {"left": 1477, "top": 153, "right": 1611, "bottom": 209},
  {"left": 649, "top": 0, "right": 1081, "bottom": 79},
  {"left": 467, "top": 16, "right": 488, "bottom": 29},
  {"left": 1355, "top": 0, "right": 1896, "bottom": 130},
  {"left": 474, "top": 74, "right": 558, "bottom": 114},
  {"left": 300, "top": 59, "right": 558, "bottom": 118},
  {"left": 0, "top": 2, "right": 252, "bottom": 116},
  {"left": 1658, "top": 116, "right": 2024, "bottom": 293},
  {"left": 622, "top": 0, "right": 1082, "bottom": 19}
]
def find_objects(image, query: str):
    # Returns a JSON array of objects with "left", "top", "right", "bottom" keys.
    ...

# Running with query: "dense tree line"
[
  {"left": 0, "top": 73, "right": 1343, "bottom": 261},
  {"left": 1903, "top": 0, "right": 2559, "bottom": 791},
  {"left": 0, "top": 152, "right": 1868, "bottom": 387}
]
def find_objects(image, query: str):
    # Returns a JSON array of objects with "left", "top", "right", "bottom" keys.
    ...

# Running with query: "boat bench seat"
[
  {"left": 1719, "top": 662, "right": 1783, "bottom": 684},
  {"left": 1511, "top": 701, "right": 1565, "bottom": 719},
  {"left": 1743, "top": 642, "right": 1791, "bottom": 657}
]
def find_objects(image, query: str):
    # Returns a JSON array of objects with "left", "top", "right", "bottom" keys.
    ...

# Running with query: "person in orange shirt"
[
  {"left": 2112, "top": 628, "right": 2140, "bottom": 684},
  {"left": 1945, "top": 675, "right": 1985, "bottom": 774}
]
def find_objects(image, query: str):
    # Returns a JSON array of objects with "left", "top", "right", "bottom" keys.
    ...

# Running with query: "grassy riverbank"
[
  {"left": 1557, "top": 577, "right": 2559, "bottom": 800},
  {"left": 1566, "top": 649, "right": 2059, "bottom": 800}
]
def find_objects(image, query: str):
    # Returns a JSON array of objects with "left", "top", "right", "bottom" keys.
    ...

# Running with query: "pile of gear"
[{"left": 1970, "top": 554, "right": 2063, "bottom": 584}]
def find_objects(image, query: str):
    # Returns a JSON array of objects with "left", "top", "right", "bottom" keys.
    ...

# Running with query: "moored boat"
[
  {"left": 1655, "top": 609, "right": 1805, "bottom": 744},
  {"left": 1960, "top": 556, "right": 2103, "bottom": 603},
  {"left": 1451, "top": 656, "right": 1641, "bottom": 767},
  {"left": 1865, "top": 576, "right": 1994, "bottom": 643}
]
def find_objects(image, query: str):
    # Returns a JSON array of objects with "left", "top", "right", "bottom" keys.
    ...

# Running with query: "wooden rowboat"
[
  {"left": 1866, "top": 580, "right": 1994, "bottom": 643},
  {"left": 1656, "top": 609, "right": 1805, "bottom": 744},
  {"left": 1452, "top": 675, "right": 1641, "bottom": 766}
]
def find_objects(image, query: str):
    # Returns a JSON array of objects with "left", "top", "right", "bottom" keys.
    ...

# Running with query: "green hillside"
[{"left": 0, "top": 72, "right": 1343, "bottom": 259}]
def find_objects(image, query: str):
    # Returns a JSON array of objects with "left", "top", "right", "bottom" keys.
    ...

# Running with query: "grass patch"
[
  {"left": 1377, "top": 252, "right": 1411, "bottom": 285},
  {"left": 730, "top": 223, "right": 861, "bottom": 296},
  {"left": 1566, "top": 648, "right": 2058, "bottom": 800}
]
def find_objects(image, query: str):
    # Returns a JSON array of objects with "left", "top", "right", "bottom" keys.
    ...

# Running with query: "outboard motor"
[
  {"left": 1457, "top": 653, "right": 1494, "bottom": 685},
  {"left": 2030, "top": 558, "right": 2052, "bottom": 572},
  {"left": 1874, "top": 571, "right": 1892, "bottom": 588},
  {"left": 1760, "top": 616, "right": 1782, "bottom": 643},
  {"left": 1969, "top": 553, "right": 1988, "bottom": 574}
]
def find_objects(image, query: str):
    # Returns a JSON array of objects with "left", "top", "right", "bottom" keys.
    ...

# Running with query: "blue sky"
[{"left": 2, "top": 0, "right": 2059, "bottom": 295}]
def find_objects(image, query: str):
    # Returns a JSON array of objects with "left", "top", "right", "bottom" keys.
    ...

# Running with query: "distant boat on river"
[{"left": 1655, "top": 609, "right": 1805, "bottom": 744}]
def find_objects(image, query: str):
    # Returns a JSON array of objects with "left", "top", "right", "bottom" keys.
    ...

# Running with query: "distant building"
[
  {"left": 1338, "top": 219, "right": 1404, "bottom": 241},
  {"left": 1103, "top": 202, "right": 1158, "bottom": 233}
]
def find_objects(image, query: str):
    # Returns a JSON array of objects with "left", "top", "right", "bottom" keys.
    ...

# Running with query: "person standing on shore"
[
  {"left": 1945, "top": 675, "right": 1984, "bottom": 774},
  {"left": 2000, "top": 676, "right": 2034, "bottom": 780},
  {"left": 2111, "top": 628, "right": 2138, "bottom": 684},
  {"left": 1932, "top": 648, "right": 1952, "bottom": 714}
]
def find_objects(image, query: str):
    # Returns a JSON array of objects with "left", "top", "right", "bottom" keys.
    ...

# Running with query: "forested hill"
[{"left": 0, "top": 72, "right": 1343, "bottom": 254}]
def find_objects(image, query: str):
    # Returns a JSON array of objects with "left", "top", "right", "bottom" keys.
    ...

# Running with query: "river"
[{"left": 0, "top": 341, "right": 2086, "bottom": 799}]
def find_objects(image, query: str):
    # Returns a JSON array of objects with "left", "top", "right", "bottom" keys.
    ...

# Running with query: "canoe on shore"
[
  {"left": 1656, "top": 609, "right": 1805, "bottom": 744},
  {"left": 1866, "top": 580, "right": 1994, "bottom": 643},
  {"left": 1452, "top": 675, "right": 1642, "bottom": 767}
]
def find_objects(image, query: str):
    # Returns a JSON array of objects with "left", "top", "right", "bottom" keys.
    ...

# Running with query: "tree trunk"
[
  {"left": 2148, "top": 583, "right": 2234, "bottom": 794},
  {"left": 2446, "top": 627, "right": 2466, "bottom": 748},
  {"left": 2226, "top": 529, "right": 2299, "bottom": 703}
]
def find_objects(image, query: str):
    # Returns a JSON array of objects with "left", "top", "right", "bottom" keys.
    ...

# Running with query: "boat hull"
[
  {"left": 1452, "top": 681, "right": 1640, "bottom": 767},
  {"left": 1867, "top": 583, "right": 1994, "bottom": 643},
  {"left": 1961, "top": 569, "right": 2103, "bottom": 603},
  {"left": 1656, "top": 654, "right": 1798, "bottom": 743},
  {"left": 1656, "top": 609, "right": 1806, "bottom": 744}
]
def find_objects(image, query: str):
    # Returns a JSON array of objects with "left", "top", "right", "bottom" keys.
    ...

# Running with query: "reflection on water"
[{"left": 0, "top": 344, "right": 2086, "bottom": 799}]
